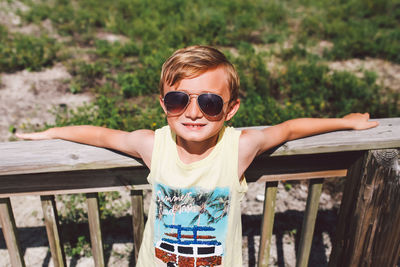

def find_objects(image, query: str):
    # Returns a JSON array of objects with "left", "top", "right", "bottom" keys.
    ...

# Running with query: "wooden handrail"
[
  {"left": 0, "top": 118, "right": 399, "bottom": 267},
  {"left": 0, "top": 118, "right": 398, "bottom": 196}
]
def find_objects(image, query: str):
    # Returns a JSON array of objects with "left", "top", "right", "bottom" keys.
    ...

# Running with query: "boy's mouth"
[{"left": 182, "top": 123, "right": 206, "bottom": 129}]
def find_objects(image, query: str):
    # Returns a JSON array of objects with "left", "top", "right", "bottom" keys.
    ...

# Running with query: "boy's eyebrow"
[{"left": 174, "top": 89, "right": 219, "bottom": 94}]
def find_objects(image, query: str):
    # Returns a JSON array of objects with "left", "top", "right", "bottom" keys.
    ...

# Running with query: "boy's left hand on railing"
[
  {"left": 16, "top": 130, "right": 51, "bottom": 140},
  {"left": 342, "top": 113, "right": 379, "bottom": 130}
]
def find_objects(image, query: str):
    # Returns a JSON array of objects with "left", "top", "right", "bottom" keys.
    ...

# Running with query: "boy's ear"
[
  {"left": 224, "top": 99, "right": 240, "bottom": 121},
  {"left": 159, "top": 95, "right": 168, "bottom": 114}
]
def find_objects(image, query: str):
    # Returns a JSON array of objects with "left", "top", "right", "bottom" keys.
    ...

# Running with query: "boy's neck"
[{"left": 175, "top": 134, "right": 219, "bottom": 164}]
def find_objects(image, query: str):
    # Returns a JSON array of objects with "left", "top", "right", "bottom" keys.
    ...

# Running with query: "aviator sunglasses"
[{"left": 163, "top": 91, "right": 227, "bottom": 117}]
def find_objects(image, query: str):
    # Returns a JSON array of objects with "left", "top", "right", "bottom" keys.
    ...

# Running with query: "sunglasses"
[{"left": 163, "top": 91, "right": 227, "bottom": 117}]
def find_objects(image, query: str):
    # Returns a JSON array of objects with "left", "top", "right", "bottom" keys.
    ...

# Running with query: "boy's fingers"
[
  {"left": 15, "top": 132, "right": 32, "bottom": 139},
  {"left": 361, "top": 120, "right": 379, "bottom": 130},
  {"left": 16, "top": 132, "right": 45, "bottom": 140},
  {"left": 15, "top": 133, "right": 25, "bottom": 138},
  {"left": 371, "top": 121, "right": 379, "bottom": 127}
]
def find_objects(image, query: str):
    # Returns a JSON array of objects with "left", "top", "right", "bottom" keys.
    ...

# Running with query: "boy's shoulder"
[
  {"left": 239, "top": 128, "right": 265, "bottom": 151},
  {"left": 123, "top": 129, "right": 155, "bottom": 167},
  {"left": 236, "top": 128, "right": 268, "bottom": 177}
]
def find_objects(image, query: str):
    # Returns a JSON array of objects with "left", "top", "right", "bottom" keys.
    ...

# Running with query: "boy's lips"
[{"left": 182, "top": 123, "right": 207, "bottom": 129}]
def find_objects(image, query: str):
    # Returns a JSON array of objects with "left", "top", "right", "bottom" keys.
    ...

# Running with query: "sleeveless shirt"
[{"left": 136, "top": 125, "right": 248, "bottom": 266}]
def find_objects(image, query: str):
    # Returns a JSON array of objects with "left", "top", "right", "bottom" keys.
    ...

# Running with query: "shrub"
[
  {"left": 0, "top": 26, "right": 60, "bottom": 72},
  {"left": 299, "top": 0, "right": 400, "bottom": 62}
]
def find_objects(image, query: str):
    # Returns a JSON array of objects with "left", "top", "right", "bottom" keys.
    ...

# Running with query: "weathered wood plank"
[
  {"left": 86, "top": 193, "right": 105, "bottom": 267},
  {"left": 296, "top": 179, "right": 323, "bottom": 267},
  {"left": 0, "top": 151, "right": 358, "bottom": 196},
  {"left": 0, "top": 167, "right": 149, "bottom": 196},
  {"left": 131, "top": 190, "right": 144, "bottom": 264},
  {"left": 0, "top": 184, "right": 151, "bottom": 198},
  {"left": 258, "top": 182, "right": 278, "bottom": 267},
  {"left": 0, "top": 140, "right": 144, "bottom": 176},
  {"left": 0, "top": 198, "right": 25, "bottom": 267},
  {"left": 257, "top": 170, "right": 346, "bottom": 182},
  {"left": 40, "top": 195, "right": 66, "bottom": 267},
  {"left": 246, "top": 151, "right": 361, "bottom": 181},
  {"left": 329, "top": 149, "right": 400, "bottom": 267}
]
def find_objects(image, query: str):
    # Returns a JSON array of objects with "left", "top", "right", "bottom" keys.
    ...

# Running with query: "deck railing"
[{"left": 0, "top": 118, "right": 399, "bottom": 267}]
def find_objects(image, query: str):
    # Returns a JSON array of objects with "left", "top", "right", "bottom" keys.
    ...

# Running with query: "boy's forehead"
[{"left": 164, "top": 67, "right": 230, "bottom": 95}]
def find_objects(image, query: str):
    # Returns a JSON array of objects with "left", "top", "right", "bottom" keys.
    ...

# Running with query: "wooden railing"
[{"left": 1, "top": 118, "right": 399, "bottom": 267}]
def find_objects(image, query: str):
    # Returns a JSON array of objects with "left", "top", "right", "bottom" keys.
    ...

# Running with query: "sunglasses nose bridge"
[
  {"left": 188, "top": 94, "right": 199, "bottom": 100},
  {"left": 185, "top": 94, "right": 203, "bottom": 118}
]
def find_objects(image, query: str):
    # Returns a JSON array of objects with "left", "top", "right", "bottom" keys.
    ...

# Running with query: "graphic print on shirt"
[{"left": 154, "top": 183, "right": 230, "bottom": 267}]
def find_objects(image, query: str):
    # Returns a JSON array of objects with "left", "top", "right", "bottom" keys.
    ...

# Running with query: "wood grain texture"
[
  {"left": 258, "top": 182, "right": 278, "bottom": 267},
  {"left": 40, "top": 195, "right": 66, "bottom": 267},
  {"left": 0, "top": 198, "right": 25, "bottom": 267},
  {"left": 0, "top": 167, "right": 149, "bottom": 196},
  {"left": 0, "top": 140, "right": 143, "bottom": 176},
  {"left": 86, "top": 193, "right": 105, "bottom": 267},
  {"left": 296, "top": 179, "right": 323, "bottom": 267},
  {"left": 329, "top": 149, "right": 400, "bottom": 267},
  {"left": 131, "top": 190, "right": 144, "bottom": 264}
]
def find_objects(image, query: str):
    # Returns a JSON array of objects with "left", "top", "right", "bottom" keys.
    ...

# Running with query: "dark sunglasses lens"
[
  {"left": 164, "top": 92, "right": 189, "bottom": 114},
  {"left": 198, "top": 94, "right": 223, "bottom": 116}
]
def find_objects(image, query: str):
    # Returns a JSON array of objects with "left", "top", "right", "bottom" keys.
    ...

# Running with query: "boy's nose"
[{"left": 185, "top": 98, "right": 203, "bottom": 119}]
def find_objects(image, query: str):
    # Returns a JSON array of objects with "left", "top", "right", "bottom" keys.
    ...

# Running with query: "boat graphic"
[{"left": 155, "top": 224, "right": 223, "bottom": 267}]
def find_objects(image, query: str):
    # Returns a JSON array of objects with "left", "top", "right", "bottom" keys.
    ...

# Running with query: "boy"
[{"left": 17, "top": 45, "right": 378, "bottom": 266}]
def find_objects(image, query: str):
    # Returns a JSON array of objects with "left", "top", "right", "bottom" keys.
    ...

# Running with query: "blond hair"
[{"left": 159, "top": 45, "right": 239, "bottom": 101}]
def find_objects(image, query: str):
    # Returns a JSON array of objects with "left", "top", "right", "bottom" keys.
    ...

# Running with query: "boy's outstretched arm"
[
  {"left": 256, "top": 113, "right": 378, "bottom": 156},
  {"left": 16, "top": 126, "right": 154, "bottom": 167},
  {"left": 238, "top": 113, "right": 378, "bottom": 177}
]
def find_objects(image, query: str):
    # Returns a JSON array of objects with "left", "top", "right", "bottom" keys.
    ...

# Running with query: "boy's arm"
[
  {"left": 253, "top": 113, "right": 378, "bottom": 156},
  {"left": 238, "top": 113, "right": 378, "bottom": 177},
  {"left": 16, "top": 126, "right": 154, "bottom": 167}
]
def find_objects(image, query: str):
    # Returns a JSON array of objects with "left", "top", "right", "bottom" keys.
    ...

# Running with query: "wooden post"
[
  {"left": 40, "top": 195, "right": 66, "bottom": 267},
  {"left": 131, "top": 190, "right": 144, "bottom": 263},
  {"left": 258, "top": 181, "right": 278, "bottom": 267},
  {"left": 0, "top": 198, "right": 25, "bottom": 267},
  {"left": 86, "top": 193, "right": 105, "bottom": 267},
  {"left": 329, "top": 149, "right": 400, "bottom": 267},
  {"left": 296, "top": 178, "right": 323, "bottom": 267}
]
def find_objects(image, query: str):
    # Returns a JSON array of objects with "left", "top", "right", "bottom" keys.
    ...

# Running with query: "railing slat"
[
  {"left": 40, "top": 195, "right": 66, "bottom": 267},
  {"left": 258, "top": 181, "right": 278, "bottom": 267},
  {"left": 86, "top": 193, "right": 105, "bottom": 267},
  {"left": 296, "top": 178, "right": 323, "bottom": 267},
  {"left": 131, "top": 189, "right": 144, "bottom": 264},
  {"left": 0, "top": 198, "right": 25, "bottom": 267}
]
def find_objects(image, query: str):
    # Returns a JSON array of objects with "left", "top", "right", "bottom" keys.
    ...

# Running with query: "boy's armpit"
[
  {"left": 239, "top": 125, "right": 290, "bottom": 157},
  {"left": 123, "top": 129, "right": 155, "bottom": 168},
  {"left": 238, "top": 129, "right": 267, "bottom": 177}
]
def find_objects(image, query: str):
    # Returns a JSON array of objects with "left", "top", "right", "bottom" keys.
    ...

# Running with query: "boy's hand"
[
  {"left": 16, "top": 130, "right": 52, "bottom": 140},
  {"left": 342, "top": 113, "right": 379, "bottom": 130}
]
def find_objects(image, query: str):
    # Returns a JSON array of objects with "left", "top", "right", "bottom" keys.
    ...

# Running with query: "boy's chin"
[{"left": 175, "top": 127, "right": 221, "bottom": 143}]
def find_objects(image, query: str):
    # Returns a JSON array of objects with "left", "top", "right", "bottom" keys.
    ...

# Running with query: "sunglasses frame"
[{"left": 163, "top": 91, "right": 228, "bottom": 117}]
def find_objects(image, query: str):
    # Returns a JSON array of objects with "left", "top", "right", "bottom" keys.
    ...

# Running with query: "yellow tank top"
[{"left": 137, "top": 125, "right": 248, "bottom": 267}]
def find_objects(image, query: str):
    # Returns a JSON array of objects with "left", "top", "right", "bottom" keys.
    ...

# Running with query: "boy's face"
[{"left": 160, "top": 67, "right": 240, "bottom": 144}]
